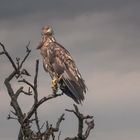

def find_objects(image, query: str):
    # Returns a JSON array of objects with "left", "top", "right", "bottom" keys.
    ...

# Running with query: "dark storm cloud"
[{"left": 0, "top": 0, "right": 139, "bottom": 20}]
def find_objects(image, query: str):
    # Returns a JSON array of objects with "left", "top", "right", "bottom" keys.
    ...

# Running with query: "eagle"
[{"left": 37, "top": 26, "right": 87, "bottom": 104}]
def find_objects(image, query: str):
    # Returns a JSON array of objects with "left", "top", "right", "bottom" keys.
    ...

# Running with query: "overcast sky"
[{"left": 0, "top": 0, "right": 140, "bottom": 140}]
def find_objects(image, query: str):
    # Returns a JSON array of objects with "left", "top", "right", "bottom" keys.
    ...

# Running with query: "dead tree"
[{"left": 0, "top": 42, "right": 94, "bottom": 140}]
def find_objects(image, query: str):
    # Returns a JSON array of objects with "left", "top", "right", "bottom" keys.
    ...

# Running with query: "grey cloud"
[
  {"left": 0, "top": 1, "right": 140, "bottom": 140},
  {"left": 0, "top": 0, "right": 139, "bottom": 20}
]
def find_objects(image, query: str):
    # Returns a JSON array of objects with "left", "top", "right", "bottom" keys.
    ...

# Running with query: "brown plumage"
[{"left": 37, "top": 26, "right": 87, "bottom": 104}]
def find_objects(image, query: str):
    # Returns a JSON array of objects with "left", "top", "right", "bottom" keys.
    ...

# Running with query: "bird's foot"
[{"left": 51, "top": 77, "right": 58, "bottom": 94}]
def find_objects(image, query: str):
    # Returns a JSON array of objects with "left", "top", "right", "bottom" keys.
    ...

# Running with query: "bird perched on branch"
[{"left": 37, "top": 26, "right": 87, "bottom": 104}]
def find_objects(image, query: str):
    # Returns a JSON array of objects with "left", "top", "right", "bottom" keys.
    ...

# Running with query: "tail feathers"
[
  {"left": 59, "top": 77, "right": 85, "bottom": 104},
  {"left": 60, "top": 84, "right": 81, "bottom": 104}
]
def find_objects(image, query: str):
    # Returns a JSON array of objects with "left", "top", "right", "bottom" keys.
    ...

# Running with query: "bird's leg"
[
  {"left": 51, "top": 78, "right": 58, "bottom": 94},
  {"left": 51, "top": 74, "right": 63, "bottom": 94}
]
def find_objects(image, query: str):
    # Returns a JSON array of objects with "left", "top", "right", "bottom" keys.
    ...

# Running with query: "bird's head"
[
  {"left": 37, "top": 25, "right": 54, "bottom": 49},
  {"left": 41, "top": 25, "right": 54, "bottom": 36}
]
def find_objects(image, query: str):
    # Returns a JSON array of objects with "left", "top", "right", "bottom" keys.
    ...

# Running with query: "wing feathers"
[
  {"left": 61, "top": 70, "right": 85, "bottom": 104},
  {"left": 44, "top": 42, "right": 86, "bottom": 104}
]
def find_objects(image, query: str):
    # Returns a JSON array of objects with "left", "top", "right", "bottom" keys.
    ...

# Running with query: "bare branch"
[
  {"left": 58, "top": 131, "right": 61, "bottom": 140},
  {"left": 18, "top": 41, "right": 31, "bottom": 69},
  {"left": 53, "top": 113, "right": 65, "bottom": 132},
  {"left": 21, "top": 69, "right": 31, "bottom": 76},
  {"left": 33, "top": 60, "right": 40, "bottom": 133},
  {"left": 42, "top": 114, "right": 65, "bottom": 140},
  {"left": 18, "top": 79, "right": 34, "bottom": 89},
  {"left": 37, "top": 93, "right": 62, "bottom": 109},
  {"left": 24, "top": 93, "right": 62, "bottom": 123},
  {"left": 0, "top": 42, "right": 17, "bottom": 71},
  {"left": 65, "top": 104, "right": 94, "bottom": 140},
  {"left": 15, "top": 86, "right": 32, "bottom": 98},
  {"left": 1, "top": 43, "right": 94, "bottom": 140},
  {"left": 34, "top": 60, "right": 39, "bottom": 89},
  {"left": 40, "top": 122, "right": 45, "bottom": 131},
  {"left": 1, "top": 43, "right": 31, "bottom": 126},
  {"left": 84, "top": 120, "right": 95, "bottom": 139},
  {"left": 7, "top": 113, "right": 18, "bottom": 120},
  {"left": 4, "top": 74, "right": 24, "bottom": 124},
  {"left": 15, "top": 87, "right": 24, "bottom": 98},
  {"left": 10, "top": 110, "right": 17, "bottom": 116},
  {"left": 35, "top": 111, "right": 40, "bottom": 134},
  {"left": 0, "top": 51, "right": 5, "bottom": 55},
  {"left": 21, "top": 89, "right": 32, "bottom": 96},
  {"left": 16, "top": 57, "right": 20, "bottom": 69},
  {"left": 0, "top": 42, "right": 6, "bottom": 51}
]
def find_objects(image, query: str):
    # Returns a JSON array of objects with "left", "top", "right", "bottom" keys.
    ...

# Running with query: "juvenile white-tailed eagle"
[{"left": 37, "top": 26, "right": 87, "bottom": 104}]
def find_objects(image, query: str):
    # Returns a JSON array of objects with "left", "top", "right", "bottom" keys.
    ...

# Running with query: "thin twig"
[
  {"left": 18, "top": 79, "right": 34, "bottom": 89},
  {"left": 19, "top": 42, "right": 31, "bottom": 69},
  {"left": 58, "top": 131, "right": 61, "bottom": 140},
  {"left": 0, "top": 52, "right": 4, "bottom": 55},
  {"left": 15, "top": 87, "right": 24, "bottom": 98},
  {"left": 0, "top": 42, "right": 17, "bottom": 71},
  {"left": 53, "top": 113, "right": 65, "bottom": 132},
  {"left": 7, "top": 113, "right": 18, "bottom": 120}
]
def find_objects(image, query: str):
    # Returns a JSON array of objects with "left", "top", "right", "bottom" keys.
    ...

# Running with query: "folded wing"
[{"left": 44, "top": 42, "right": 87, "bottom": 104}]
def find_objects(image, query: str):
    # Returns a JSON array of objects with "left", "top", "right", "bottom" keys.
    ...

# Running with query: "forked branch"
[
  {"left": 65, "top": 104, "right": 94, "bottom": 140},
  {"left": 0, "top": 42, "right": 94, "bottom": 140}
]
